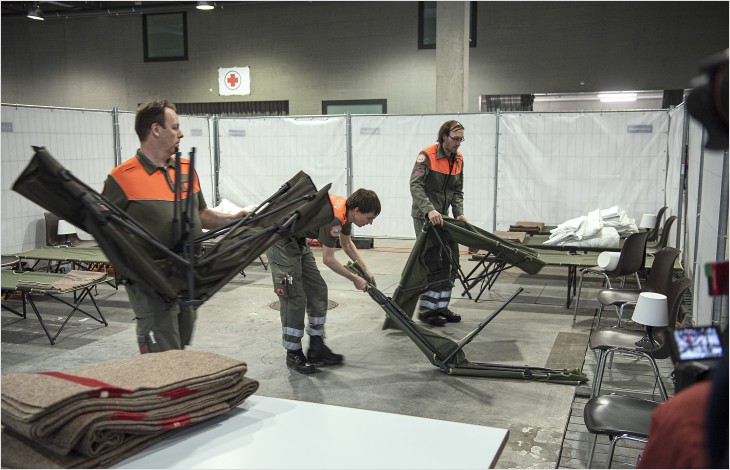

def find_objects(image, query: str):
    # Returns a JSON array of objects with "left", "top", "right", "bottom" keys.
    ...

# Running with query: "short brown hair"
[
  {"left": 346, "top": 189, "right": 381, "bottom": 216},
  {"left": 437, "top": 120, "right": 465, "bottom": 144},
  {"left": 135, "top": 98, "right": 176, "bottom": 142}
]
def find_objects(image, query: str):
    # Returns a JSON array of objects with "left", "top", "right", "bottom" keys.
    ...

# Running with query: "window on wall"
[
  {"left": 322, "top": 99, "right": 387, "bottom": 115},
  {"left": 418, "top": 1, "right": 477, "bottom": 49},
  {"left": 143, "top": 12, "right": 188, "bottom": 62}
]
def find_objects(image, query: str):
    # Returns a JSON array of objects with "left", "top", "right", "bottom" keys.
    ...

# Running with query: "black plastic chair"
[
  {"left": 583, "top": 393, "right": 660, "bottom": 468},
  {"left": 595, "top": 247, "right": 680, "bottom": 327},
  {"left": 572, "top": 231, "right": 650, "bottom": 323},
  {"left": 647, "top": 215, "right": 677, "bottom": 254},
  {"left": 645, "top": 206, "right": 668, "bottom": 243},
  {"left": 589, "top": 277, "right": 693, "bottom": 400},
  {"left": 44, "top": 211, "right": 96, "bottom": 247}
]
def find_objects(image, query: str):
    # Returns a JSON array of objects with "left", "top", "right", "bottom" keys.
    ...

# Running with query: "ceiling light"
[
  {"left": 196, "top": 1, "right": 215, "bottom": 10},
  {"left": 27, "top": 5, "right": 44, "bottom": 20},
  {"left": 597, "top": 92, "right": 638, "bottom": 103}
]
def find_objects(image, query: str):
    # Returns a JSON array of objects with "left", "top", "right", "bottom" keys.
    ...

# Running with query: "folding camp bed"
[
  {"left": 13, "top": 245, "right": 117, "bottom": 289},
  {"left": 521, "top": 233, "right": 624, "bottom": 253},
  {"left": 410, "top": 220, "right": 546, "bottom": 305},
  {"left": 346, "top": 262, "right": 587, "bottom": 384},
  {"left": 1, "top": 270, "right": 109, "bottom": 345},
  {"left": 526, "top": 249, "right": 684, "bottom": 309},
  {"left": 11, "top": 147, "right": 334, "bottom": 309},
  {"left": 14, "top": 246, "right": 110, "bottom": 271}
]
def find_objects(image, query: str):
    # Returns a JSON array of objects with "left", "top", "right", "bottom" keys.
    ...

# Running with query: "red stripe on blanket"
[
  {"left": 159, "top": 386, "right": 196, "bottom": 399},
  {"left": 38, "top": 372, "right": 132, "bottom": 396},
  {"left": 112, "top": 411, "right": 146, "bottom": 421},
  {"left": 160, "top": 414, "right": 191, "bottom": 429}
]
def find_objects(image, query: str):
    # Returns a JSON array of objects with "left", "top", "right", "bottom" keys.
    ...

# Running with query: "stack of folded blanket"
[
  {"left": 543, "top": 208, "right": 621, "bottom": 248},
  {"left": 508, "top": 221, "right": 545, "bottom": 234},
  {"left": 599, "top": 205, "right": 639, "bottom": 234},
  {"left": 1, "top": 350, "right": 259, "bottom": 469}
]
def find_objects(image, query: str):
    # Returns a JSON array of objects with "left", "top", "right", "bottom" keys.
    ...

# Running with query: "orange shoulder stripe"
[
  {"left": 426, "top": 147, "right": 463, "bottom": 175},
  {"left": 111, "top": 159, "right": 201, "bottom": 201},
  {"left": 328, "top": 193, "right": 348, "bottom": 225}
]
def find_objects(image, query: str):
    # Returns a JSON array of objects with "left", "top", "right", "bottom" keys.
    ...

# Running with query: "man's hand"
[
  {"left": 353, "top": 276, "right": 368, "bottom": 292},
  {"left": 234, "top": 209, "right": 250, "bottom": 219},
  {"left": 427, "top": 210, "right": 444, "bottom": 226},
  {"left": 456, "top": 214, "right": 468, "bottom": 222}
]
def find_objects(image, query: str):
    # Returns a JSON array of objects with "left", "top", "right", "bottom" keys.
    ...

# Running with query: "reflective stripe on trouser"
[
  {"left": 419, "top": 289, "right": 451, "bottom": 312},
  {"left": 413, "top": 217, "right": 456, "bottom": 314},
  {"left": 266, "top": 237, "right": 328, "bottom": 351}
]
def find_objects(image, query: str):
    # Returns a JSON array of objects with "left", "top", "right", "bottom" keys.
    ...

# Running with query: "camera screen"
[{"left": 673, "top": 327, "right": 724, "bottom": 361}]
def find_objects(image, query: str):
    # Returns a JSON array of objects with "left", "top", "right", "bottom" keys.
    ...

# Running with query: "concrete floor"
[{"left": 3, "top": 238, "right": 642, "bottom": 469}]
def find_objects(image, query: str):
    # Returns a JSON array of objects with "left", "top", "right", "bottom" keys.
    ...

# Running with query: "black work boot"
[
  {"left": 440, "top": 308, "right": 462, "bottom": 323},
  {"left": 307, "top": 335, "right": 344, "bottom": 365},
  {"left": 418, "top": 310, "right": 447, "bottom": 326},
  {"left": 286, "top": 349, "right": 318, "bottom": 374}
]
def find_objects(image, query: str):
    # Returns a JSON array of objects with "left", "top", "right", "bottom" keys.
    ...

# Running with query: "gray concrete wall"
[{"left": 1, "top": 1, "right": 727, "bottom": 114}]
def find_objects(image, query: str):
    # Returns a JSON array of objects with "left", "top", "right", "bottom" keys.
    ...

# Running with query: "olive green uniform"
[
  {"left": 410, "top": 143, "right": 464, "bottom": 317},
  {"left": 266, "top": 211, "right": 352, "bottom": 352},
  {"left": 102, "top": 151, "right": 205, "bottom": 353}
]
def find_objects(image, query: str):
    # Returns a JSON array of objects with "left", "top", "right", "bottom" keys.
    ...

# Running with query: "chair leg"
[
  {"left": 641, "top": 353, "right": 668, "bottom": 400},
  {"left": 592, "top": 348, "right": 614, "bottom": 397},
  {"left": 587, "top": 433, "right": 598, "bottom": 468},
  {"left": 634, "top": 272, "right": 642, "bottom": 289},
  {"left": 596, "top": 304, "right": 604, "bottom": 326},
  {"left": 573, "top": 270, "right": 587, "bottom": 322},
  {"left": 614, "top": 304, "right": 628, "bottom": 328},
  {"left": 611, "top": 305, "right": 622, "bottom": 328},
  {"left": 606, "top": 435, "right": 620, "bottom": 469}
]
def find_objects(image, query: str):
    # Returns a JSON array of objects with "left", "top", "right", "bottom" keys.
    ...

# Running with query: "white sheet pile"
[{"left": 543, "top": 206, "right": 638, "bottom": 248}]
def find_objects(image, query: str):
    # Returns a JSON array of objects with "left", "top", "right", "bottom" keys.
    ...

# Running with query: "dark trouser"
[
  {"left": 125, "top": 281, "right": 197, "bottom": 353},
  {"left": 266, "top": 237, "right": 328, "bottom": 351},
  {"left": 413, "top": 217, "right": 456, "bottom": 316}
]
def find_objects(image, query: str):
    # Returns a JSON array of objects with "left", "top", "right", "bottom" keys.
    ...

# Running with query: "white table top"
[{"left": 116, "top": 395, "right": 509, "bottom": 469}]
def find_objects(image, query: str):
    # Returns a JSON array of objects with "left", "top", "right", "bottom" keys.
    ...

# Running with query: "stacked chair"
[
  {"left": 572, "top": 230, "right": 650, "bottom": 323},
  {"left": 582, "top": 276, "right": 694, "bottom": 468},
  {"left": 595, "top": 247, "right": 680, "bottom": 327},
  {"left": 645, "top": 206, "right": 668, "bottom": 244},
  {"left": 646, "top": 215, "right": 677, "bottom": 254}
]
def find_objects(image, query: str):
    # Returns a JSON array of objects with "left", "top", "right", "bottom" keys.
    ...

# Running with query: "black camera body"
[{"left": 669, "top": 326, "right": 725, "bottom": 393}]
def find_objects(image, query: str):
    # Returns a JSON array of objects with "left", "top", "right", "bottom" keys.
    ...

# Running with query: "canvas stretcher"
[
  {"left": 11, "top": 147, "right": 334, "bottom": 308},
  {"left": 346, "top": 262, "right": 587, "bottom": 384}
]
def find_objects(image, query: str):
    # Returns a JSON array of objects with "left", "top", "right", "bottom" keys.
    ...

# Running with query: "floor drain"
[{"left": 268, "top": 300, "right": 339, "bottom": 310}]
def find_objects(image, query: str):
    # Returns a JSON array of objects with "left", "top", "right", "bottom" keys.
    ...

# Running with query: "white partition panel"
[
  {"left": 1, "top": 106, "right": 115, "bottom": 254},
  {"left": 666, "top": 105, "right": 686, "bottom": 252},
  {"left": 351, "top": 114, "right": 497, "bottom": 238},
  {"left": 116, "top": 113, "right": 214, "bottom": 206},
  {"left": 118, "top": 111, "right": 139, "bottom": 165},
  {"left": 691, "top": 144, "right": 725, "bottom": 326},
  {"left": 178, "top": 115, "right": 215, "bottom": 206},
  {"left": 684, "top": 120, "right": 703, "bottom": 288},
  {"left": 217, "top": 116, "right": 347, "bottom": 209},
  {"left": 496, "top": 111, "right": 668, "bottom": 230}
]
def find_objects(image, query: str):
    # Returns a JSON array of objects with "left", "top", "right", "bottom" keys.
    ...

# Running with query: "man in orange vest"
[
  {"left": 266, "top": 189, "right": 381, "bottom": 374},
  {"left": 102, "top": 98, "right": 247, "bottom": 353},
  {"left": 410, "top": 120, "right": 468, "bottom": 326}
]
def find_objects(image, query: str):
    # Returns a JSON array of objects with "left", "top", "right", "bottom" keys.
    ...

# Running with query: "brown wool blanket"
[
  {"left": 1, "top": 350, "right": 260, "bottom": 468},
  {"left": 15, "top": 376, "right": 258, "bottom": 458},
  {"left": 1, "top": 426, "right": 176, "bottom": 469},
  {"left": 2, "top": 350, "right": 248, "bottom": 424}
]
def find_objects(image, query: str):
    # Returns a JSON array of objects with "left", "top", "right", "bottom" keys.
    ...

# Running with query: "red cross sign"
[
  {"left": 226, "top": 71, "right": 241, "bottom": 90},
  {"left": 218, "top": 67, "right": 251, "bottom": 96}
]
